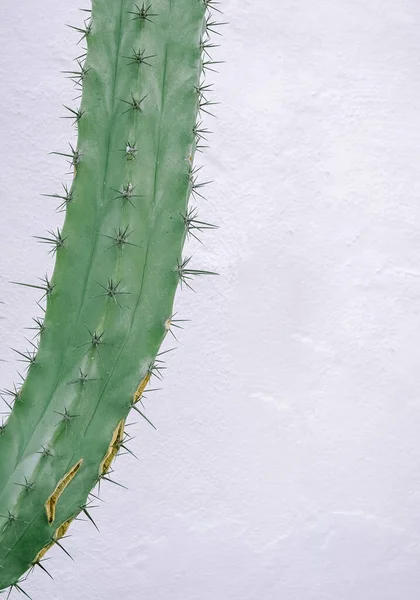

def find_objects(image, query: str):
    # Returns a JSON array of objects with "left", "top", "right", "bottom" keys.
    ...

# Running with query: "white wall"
[{"left": 1, "top": 0, "right": 420, "bottom": 598}]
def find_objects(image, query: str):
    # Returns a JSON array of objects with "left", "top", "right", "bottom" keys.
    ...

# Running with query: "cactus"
[{"left": 0, "top": 0, "right": 221, "bottom": 593}]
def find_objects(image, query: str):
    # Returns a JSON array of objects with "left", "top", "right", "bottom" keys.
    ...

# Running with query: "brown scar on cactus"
[
  {"left": 99, "top": 419, "right": 126, "bottom": 476},
  {"left": 45, "top": 459, "right": 84, "bottom": 524},
  {"left": 133, "top": 372, "right": 152, "bottom": 404},
  {"left": 54, "top": 516, "right": 75, "bottom": 541},
  {"left": 33, "top": 543, "right": 53, "bottom": 564},
  {"left": 35, "top": 513, "right": 78, "bottom": 564}
]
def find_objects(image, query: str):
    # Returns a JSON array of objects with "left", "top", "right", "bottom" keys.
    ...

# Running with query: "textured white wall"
[{"left": 1, "top": 0, "right": 420, "bottom": 598}]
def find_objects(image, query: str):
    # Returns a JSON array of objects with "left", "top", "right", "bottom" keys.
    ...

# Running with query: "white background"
[{"left": 1, "top": 0, "right": 420, "bottom": 598}]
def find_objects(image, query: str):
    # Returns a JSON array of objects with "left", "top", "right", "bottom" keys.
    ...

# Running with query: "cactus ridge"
[{"left": 0, "top": 0, "right": 222, "bottom": 593}]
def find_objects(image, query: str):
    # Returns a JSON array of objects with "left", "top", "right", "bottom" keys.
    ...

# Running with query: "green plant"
[{"left": 0, "top": 0, "right": 221, "bottom": 593}]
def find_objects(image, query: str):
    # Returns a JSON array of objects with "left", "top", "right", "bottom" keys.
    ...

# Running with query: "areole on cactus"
[{"left": 0, "top": 0, "right": 222, "bottom": 594}]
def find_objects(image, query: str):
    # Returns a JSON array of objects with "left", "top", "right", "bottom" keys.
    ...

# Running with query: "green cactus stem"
[{"left": 0, "top": 0, "right": 221, "bottom": 591}]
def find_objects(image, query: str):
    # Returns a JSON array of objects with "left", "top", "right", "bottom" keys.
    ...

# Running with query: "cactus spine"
[{"left": 0, "top": 0, "right": 220, "bottom": 592}]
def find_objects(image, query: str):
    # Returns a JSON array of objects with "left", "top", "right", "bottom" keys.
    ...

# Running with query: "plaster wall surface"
[{"left": 0, "top": 0, "right": 420, "bottom": 598}]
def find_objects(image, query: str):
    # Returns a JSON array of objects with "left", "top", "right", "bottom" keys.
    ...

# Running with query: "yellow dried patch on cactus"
[
  {"left": 54, "top": 516, "right": 74, "bottom": 541},
  {"left": 33, "top": 542, "right": 54, "bottom": 564},
  {"left": 99, "top": 419, "right": 125, "bottom": 476},
  {"left": 45, "top": 459, "right": 84, "bottom": 525},
  {"left": 133, "top": 373, "right": 151, "bottom": 404},
  {"left": 32, "top": 515, "right": 75, "bottom": 574}
]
